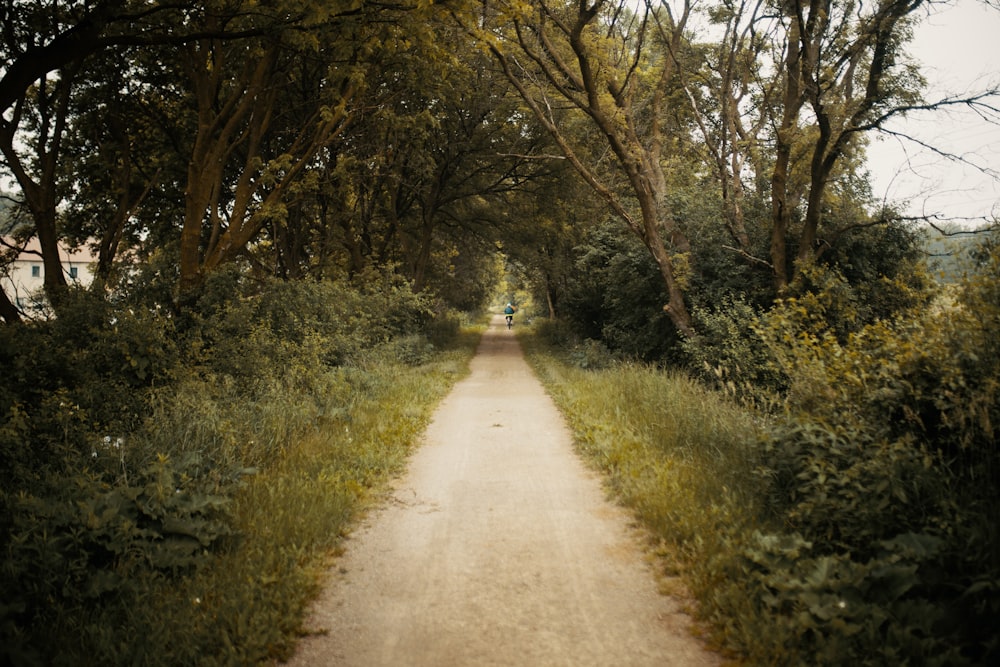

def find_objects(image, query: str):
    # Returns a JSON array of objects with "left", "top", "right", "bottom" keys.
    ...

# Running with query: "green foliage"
[
  {"left": 762, "top": 422, "right": 947, "bottom": 556},
  {"left": 0, "top": 273, "right": 473, "bottom": 665},
  {"left": 744, "top": 245, "right": 1000, "bottom": 664},
  {"left": 530, "top": 317, "right": 617, "bottom": 369},
  {"left": 1, "top": 455, "right": 235, "bottom": 665},
  {"left": 732, "top": 530, "right": 959, "bottom": 666},
  {"left": 193, "top": 268, "right": 434, "bottom": 374},
  {"left": 523, "top": 240, "right": 1000, "bottom": 665},
  {"left": 820, "top": 216, "right": 933, "bottom": 322},
  {"left": 421, "top": 310, "right": 464, "bottom": 349},
  {"left": 682, "top": 295, "right": 786, "bottom": 406},
  {"left": 0, "top": 289, "right": 178, "bottom": 485},
  {"left": 531, "top": 317, "right": 580, "bottom": 350},
  {"left": 103, "top": 346, "right": 472, "bottom": 666},
  {"left": 561, "top": 222, "right": 678, "bottom": 361}
]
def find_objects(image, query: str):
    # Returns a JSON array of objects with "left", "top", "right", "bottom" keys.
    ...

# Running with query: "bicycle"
[{"left": 503, "top": 303, "right": 516, "bottom": 329}]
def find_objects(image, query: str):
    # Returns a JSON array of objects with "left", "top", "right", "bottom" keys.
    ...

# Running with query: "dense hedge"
[
  {"left": 528, "top": 241, "right": 999, "bottom": 665},
  {"left": 0, "top": 273, "right": 461, "bottom": 665},
  {"left": 690, "top": 253, "right": 999, "bottom": 664}
]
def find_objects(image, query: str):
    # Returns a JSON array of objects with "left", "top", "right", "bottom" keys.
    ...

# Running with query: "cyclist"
[{"left": 504, "top": 302, "right": 516, "bottom": 329}]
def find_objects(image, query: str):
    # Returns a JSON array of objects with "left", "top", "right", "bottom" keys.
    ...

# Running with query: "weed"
[
  {"left": 520, "top": 327, "right": 766, "bottom": 656},
  {"left": 0, "top": 278, "right": 479, "bottom": 666}
]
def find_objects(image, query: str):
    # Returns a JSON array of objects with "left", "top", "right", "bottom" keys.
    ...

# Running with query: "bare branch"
[
  {"left": 856, "top": 89, "right": 1000, "bottom": 133},
  {"left": 496, "top": 153, "right": 567, "bottom": 160},
  {"left": 877, "top": 125, "right": 1000, "bottom": 181},
  {"left": 722, "top": 245, "right": 773, "bottom": 269}
]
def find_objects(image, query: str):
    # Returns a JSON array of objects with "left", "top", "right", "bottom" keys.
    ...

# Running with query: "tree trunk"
[
  {"left": 643, "top": 211, "right": 695, "bottom": 339},
  {"left": 411, "top": 213, "right": 436, "bottom": 293},
  {"left": 0, "top": 288, "right": 22, "bottom": 324},
  {"left": 769, "top": 7, "right": 805, "bottom": 295}
]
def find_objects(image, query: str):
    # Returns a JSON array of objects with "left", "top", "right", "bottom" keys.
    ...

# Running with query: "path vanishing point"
[{"left": 285, "top": 315, "right": 722, "bottom": 666}]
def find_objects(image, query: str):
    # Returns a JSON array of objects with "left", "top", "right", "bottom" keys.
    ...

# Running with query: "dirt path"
[{"left": 285, "top": 316, "right": 721, "bottom": 666}]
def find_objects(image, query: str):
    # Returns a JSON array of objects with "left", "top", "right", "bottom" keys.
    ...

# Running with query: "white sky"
[{"left": 866, "top": 0, "right": 1000, "bottom": 224}]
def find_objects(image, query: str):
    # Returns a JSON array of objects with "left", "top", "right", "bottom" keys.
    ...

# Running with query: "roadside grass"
[
  {"left": 76, "top": 328, "right": 482, "bottom": 666},
  {"left": 518, "top": 327, "right": 768, "bottom": 661},
  {"left": 166, "top": 332, "right": 478, "bottom": 665}
]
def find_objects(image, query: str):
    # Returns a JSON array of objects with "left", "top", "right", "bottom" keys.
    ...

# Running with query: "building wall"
[{"left": 1, "top": 237, "right": 96, "bottom": 312}]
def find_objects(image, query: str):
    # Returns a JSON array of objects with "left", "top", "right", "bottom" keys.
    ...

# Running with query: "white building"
[{"left": 1, "top": 236, "right": 97, "bottom": 312}]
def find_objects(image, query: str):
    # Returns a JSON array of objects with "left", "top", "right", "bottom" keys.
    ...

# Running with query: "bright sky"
[{"left": 866, "top": 1, "right": 1000, "bottom": 224}]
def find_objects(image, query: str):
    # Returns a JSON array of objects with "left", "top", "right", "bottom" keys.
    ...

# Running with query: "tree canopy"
[
  {"left": 2, "top": 4, "right": 1000, "bottom": 663},
  {"left": 1, "top": 0, "right": 997, "bottom": 340}
]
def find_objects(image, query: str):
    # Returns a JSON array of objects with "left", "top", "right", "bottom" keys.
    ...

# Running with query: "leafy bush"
[
  {"left": 733, "top": 530, "right": 957, "bottom": 666},
  {"left": 1, "top": 455, "right": 236, "bottom": 665},
  {"left": 0, "top": 271, "right": 469, "bottom": 665},
  {"left": 762, "top": 421, "right": 947, "bottom": 556},
  {"left": 195, "top": 270, "right": 434, "bottom": 377},
  {"left": 560, "top": 222, "right": 678, "bottom": 361},
  {"left": 567, "top": 337, "right": 616, "bottom": 370},
  {"left": 819, "top": 215, "right": 932, "bottom": 323},
  {"left": 0, "top": 289, "right": 179, "bottom": 485},
  {"left": 682, "top": 294, "right": 786, "bottom": 406},
  {"left": 746, "top": 248, "right": 1000, "bottom": 664},
  {"left": 421, "top": 310, "right": 464, "bottom": 349},
  {"left": 531, "top": 316, "right": 580, "bottom": 349}
]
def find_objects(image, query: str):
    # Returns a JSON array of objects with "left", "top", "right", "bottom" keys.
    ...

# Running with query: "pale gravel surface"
[{"left": 284, "top": 316, "right": 722, "bottom": 666}]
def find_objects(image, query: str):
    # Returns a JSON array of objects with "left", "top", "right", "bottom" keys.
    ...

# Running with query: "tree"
[
  {"left": 689, "top": 0, "right": 998, "bottom": 295},
  {"left": 470, "top": 0, "right": 699, "bottom": 337},
  {"left": 766, "top": 0, "right": 928, "bottom": 292},
  {"left": 0, "top": 1, "right": 209, "bottom": 309},
  {"left": 58, "top": 52, "right": 170, "bottom": 287},
  {"left": 0, "top": 0, "right": 326, "bottom": 314},
  {"left": 499, "top": 157, "right": 602, "bottom": 319},
  {"left": 284, "top": 14, "right": 554, "bottom": 301},
  {"left": 164, "top": 3, "right": 376, "bottom": 298}
]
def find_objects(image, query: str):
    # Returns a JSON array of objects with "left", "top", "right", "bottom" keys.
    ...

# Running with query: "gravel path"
[{"left": 285, "top": 316, "right": 721, "bottom": 666}]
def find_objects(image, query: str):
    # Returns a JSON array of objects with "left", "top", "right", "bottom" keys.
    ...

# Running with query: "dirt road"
[{"left": 286, "top": 316, "right": 721, "bottom": 666}]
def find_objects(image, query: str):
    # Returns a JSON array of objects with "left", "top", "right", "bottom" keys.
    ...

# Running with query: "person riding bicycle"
[{"left": 504, "top": 302, "right": 516, "bottom": 328}]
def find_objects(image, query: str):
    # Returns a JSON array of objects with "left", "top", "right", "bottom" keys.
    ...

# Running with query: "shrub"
[
  {"left": 531, "top": 316, "right": 580, "bottom": 350},
  {"left": 682, "top": 294, "right": 786, "bottom": 406},
  {"left": 560, "top": 222, "right": 678, "bottom": 361},
  {"left": 422, "top": 311, "right": 463, "bottom": 349},
  {"left": 732, "top": 530, "right": 956, "bottom": 667},
  {"left": 0, "top": 289, "right": 178, "bottom": 486},
  {"left": 1, "top": 455, "right": 236, "bottom": 665},
  {"left": 0, "top": 271, "right": 466, "bottom": 665},
  {"left": 748, "top": 250, "right": 1000, "bottom": 664}
]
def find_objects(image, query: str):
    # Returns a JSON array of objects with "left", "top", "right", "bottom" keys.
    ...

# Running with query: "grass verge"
[
  {"left": 100, "top": 328, "right": 483, "bottom": 665},
  {"left": 519, "top": 327, "right": 766, "bottom": 662}
]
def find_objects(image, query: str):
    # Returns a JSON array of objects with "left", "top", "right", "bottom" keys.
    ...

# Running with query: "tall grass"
[
  {"left": 1, "top": 287, "right": 483, "bottom": 667},
  {"left": 108, "top": 334, "right": 481, "bottom": 665},
  {"left": 520, "top": 329, "right": 766, "bottom": 655}
]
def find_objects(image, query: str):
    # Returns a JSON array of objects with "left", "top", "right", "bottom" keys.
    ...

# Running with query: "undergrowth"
[
  {"left": 106, "top": 344, "right": 478, "bottom": 665},
  {"left": 520, "top": 328, "right": 765, "bottom": 660},
  {"left": 0, "top": 275, "right": 482, "bottom": 665},
  {"left": 522, "top": 272, "right": 1000, "bottom": 667}
]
